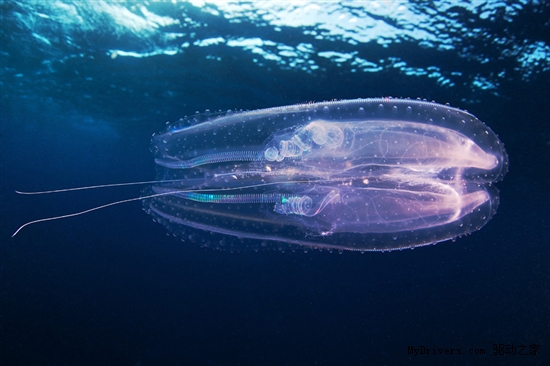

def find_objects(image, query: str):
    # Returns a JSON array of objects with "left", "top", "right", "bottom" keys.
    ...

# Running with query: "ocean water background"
[{"left": 1, "top": 1, "right": 549, "bottom": 365}]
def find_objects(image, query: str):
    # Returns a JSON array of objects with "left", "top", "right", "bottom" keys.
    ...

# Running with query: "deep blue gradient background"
[{"left": 1, "top": 1, "right": 549, "bottom": 365}]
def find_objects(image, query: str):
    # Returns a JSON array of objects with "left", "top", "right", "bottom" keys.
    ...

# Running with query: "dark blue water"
[{"left": 1, "top": 1, "right": 548, "bottom": 365}]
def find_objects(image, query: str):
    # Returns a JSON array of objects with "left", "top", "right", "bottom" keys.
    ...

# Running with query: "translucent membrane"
[{"left": 144, "top": 98, "right": 508, "bottom": 252}]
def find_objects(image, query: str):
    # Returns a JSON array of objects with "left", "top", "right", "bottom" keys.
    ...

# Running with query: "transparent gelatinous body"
[{"left": 143, "top": 98, "right": 508, "bottom": 251}]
